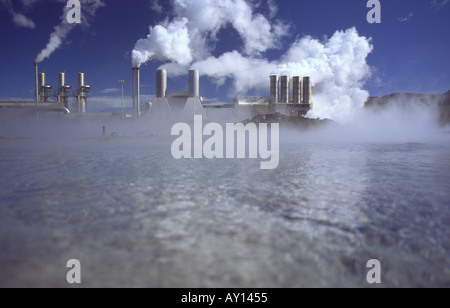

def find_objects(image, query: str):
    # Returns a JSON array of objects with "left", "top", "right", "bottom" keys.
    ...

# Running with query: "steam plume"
[
  {"left": 193, "top": 28, "right": 373, "bottom": 122},
  {"left": 132, "top": 0, "right": 288, "bottom": 67},
  {"left": 132, "top": 0, "right": 373, "bottom": 122},
  {"left": 35, "top": 0, "right": 105, "bottom": 63},
  {"left": 0, "top": 0, "right": 36, "bottom": 28}
]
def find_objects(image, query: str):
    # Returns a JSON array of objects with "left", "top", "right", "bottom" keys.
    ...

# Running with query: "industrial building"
[
  {"left": 0, "top": 63, "right": 92, "bottom": 116},
  {"left": 135, "top": 68, "right": 312, "bottom": 120},
  {"left": 33, "top": 63, "right": 92, "bottom": 113},
  {"left": 234, "top": 75, "right": 312, "bottom": 117},
  {"left": 134, "top": 68, "right": 207, "bottom": 119},
  {"left": 1, "top": 63, "right": 312, "bottom": 121}
]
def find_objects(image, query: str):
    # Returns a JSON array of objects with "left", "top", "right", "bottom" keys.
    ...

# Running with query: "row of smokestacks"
[
  {"left": 155, "top": 69, "right": 200, "bottom": 99},
  {"left": 270, "top": 75, "right": 311, "bottom": 105},
  {"left": 34, "top": 63, "right": 90, "bottom": 112},
  {"left": 132, "top": 67, "right": 201, "bottom": 115},
  {"left": 133, "top": 68, "right": 201, "bottom": 100}
]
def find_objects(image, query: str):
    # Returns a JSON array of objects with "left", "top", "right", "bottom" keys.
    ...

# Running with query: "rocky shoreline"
[{"left": 365, "top": 90, "right": 450, "bottom": 125}]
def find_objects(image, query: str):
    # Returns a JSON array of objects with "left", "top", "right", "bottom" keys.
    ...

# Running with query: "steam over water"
[{"left": 0, "top": 116, "right": 449, "bottom": 287}]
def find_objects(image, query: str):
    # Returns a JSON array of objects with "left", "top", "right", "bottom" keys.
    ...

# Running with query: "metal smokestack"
[
  {"left": 303, "top": 77, "right": 311, "bottom": 105},
  {"left": 34, "top": 62, "right": 39, "bottom": 107},
  {"left": 38, "top": 73, "right": 45, "bottom": 103},
  {"left": 292, "top": 76, "right": 301, "bottom": 104},
  {"left": 39, "top": 72, "right": 46, "bottom": 88},
  {"left": 150, "top": 69, "right": 171, "bottom": 115},
  {"left": 77, "top": 72, "right": 89, "bottom": 113},
  {"left": 156, "top": 69, "right": 167, "bottom": 99},
  {"left": 280, "top": 75, "right": 290, "bottom": 103},
  {"left": 137, "top": 67, "right": 141, "bottom": 116},
  {"left": 77, "top": 72, "right": 85, "bottom": 88},
  {"left": 57, "top": 72, "right": 71, "bottom": 108},
  {"left": 270, "top": 75, "right": 278, "bottom": 104},
  {"left": 58, "top": 72, "right": 65, "bottom": 89},
  {"left": 188, "top": 70, "right": 200, "bottom": 98},
  {"left": 57, "top": 72, "right": 65, "bottom": 105},
  {"left": 184, "top": 69, "right": 207, "bottom": 119},
  {"left": 132, "top": 67, "right": 136, "bottom": 117}
]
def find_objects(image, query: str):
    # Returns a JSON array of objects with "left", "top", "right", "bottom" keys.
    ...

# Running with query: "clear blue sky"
[{"left": 0, "top": 0, "right": 449, "bottom": 111}]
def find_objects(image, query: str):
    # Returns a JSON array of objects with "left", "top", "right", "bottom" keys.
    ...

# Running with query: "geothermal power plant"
[
  {"left": 130, "top": 67, "right": 313, "bottom": 118},
  {"left": 32, "top": 62, "right": 91, "bottom": 113},
  {"left": 0, "top": 63, "right": 312, "bottom": 119}
]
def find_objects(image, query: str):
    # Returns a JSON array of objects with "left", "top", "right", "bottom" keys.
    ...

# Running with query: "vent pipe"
[
  {"left": 38, "top": 73, "right": 45, "bottom": 103},
  {"left": 77, "top": 72, "right": 85, "bottom": 88},
  {"left": 34, "top": 63, "right": 39, "bottom": 107},
  {"left": 292, "top": 76, "right": 301, "bottom": 104},
  {"left": 303, "top": 77, "right": 311, "bottom": 105},
  {"left": 137, "top": 67, "right": 141, "bottom": 116},
  {"left": 58, "top": 72, "right": 65, "bottom": 89},
  {"left": 39, "top": 72, "right": 46, "bottom": 89},
  {"left": 57, "top": 72, "right": 64, "bottom": 105},
  {"left": 77, "top": 73, "right": 90, "bottom": 113},
  {"left": 150, "top": 69, "right": 171, "bottom": 115},
  {"left": 156, "top": 69, "right": 167, "bottom": 99},
  {"left": 270, "top": 75, "right": 279, "bottom": 104},
  {"left": 188, "top": 70, "right": 200, "bottom": 98},
  {"left": 57, "top": 73, "right": 71, "bottom": 108},
  {"left": 132, "top": 67, "right": 136, "bottom": 117},
  {"left": 280, "top": 75, "right": 290, "bottom": 103}
]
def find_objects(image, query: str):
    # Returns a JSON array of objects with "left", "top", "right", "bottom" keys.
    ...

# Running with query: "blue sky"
[{"left": 0, "top": 0, "right": 449, "bottom": 113}]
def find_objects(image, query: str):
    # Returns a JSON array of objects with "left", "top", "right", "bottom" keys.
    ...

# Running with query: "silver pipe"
[
  {"left": 132, "top": 67, "right": 136, "bottom": 117},
  {"left": 156, "top": 69, "right": 167, "bottom": 99},
  {"left": 34, "top": 63, "right": 39, "bottom": 107},
  {"left": 303, "top": 77, "right": 311, "bottom": 105},
  {"left": 38, "top": 73, "right": 46, "bottom": 88},
  {"left": 58, "top": 72, "right": 65, "bottom": 88},
  {"left": 77, "top": 72, "right": 85, "bottom": 88},
  {"left": 137, "top": 67, "right": 140, "bottom": 116},
  {"left": 280, "top": 75, "right": 290, "bottom": 103},
  {"left": 188, "top": 70, "right": 199, "bottom": 98},
  {"left": 292, "top": 76, "right": 301, "bottom": 104},
  {"left": 270, "top": 75, "right": 278, "bottom": 104}
]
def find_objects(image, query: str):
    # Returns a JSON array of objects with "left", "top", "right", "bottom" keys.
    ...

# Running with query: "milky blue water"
[{"left": 0, "top": 129, "right": 449, "bottom": 287}]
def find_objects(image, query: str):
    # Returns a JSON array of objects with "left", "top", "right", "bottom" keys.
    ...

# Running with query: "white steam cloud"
[
  {"left": 132, "top": 0, "right": 288, "bottom": 67},
  {"left": 1, "top": 0, "right": 36, "bottom": 28},
  {"left": 35, "top": 0, "right": 105, "bottom": 63},
  {"left": 12, "top": 12, "right": 36, "bottom": 28},
  {"left": 132, "top": 0, "right": 373, "bottom": 122}
]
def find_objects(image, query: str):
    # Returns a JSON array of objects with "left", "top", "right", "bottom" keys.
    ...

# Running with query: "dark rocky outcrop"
[{"left": 365, "top": 91, "right": 450, "bottom": 125}]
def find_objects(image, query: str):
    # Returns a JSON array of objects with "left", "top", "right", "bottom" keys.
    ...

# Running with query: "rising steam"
[
  {"left": 132, "top": 0, "right": 288, "bottom": 68},
  {"left": 35, "top": 0, "right": 105, "bottom": 63},
  {"left": 0, "top": 0, "right": 36, "bottom": 29},
  {"left": 132, "top": 0, "right": 373, "bottom": 123}
]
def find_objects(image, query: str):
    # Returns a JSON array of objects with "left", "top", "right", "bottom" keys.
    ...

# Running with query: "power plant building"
[
  {"left": 143, "top": 69, "right": 312, "bottom": 119},
  {"left": 233, "top": 75, "right": 312, "bottom": 117},
  {"left": 2, "top": 63, "right": 313, "bottom": 121}
]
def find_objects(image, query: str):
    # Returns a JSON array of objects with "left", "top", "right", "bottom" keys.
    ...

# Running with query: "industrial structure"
[
  {"left": 38, "top": 72, "right": 52, "bottom": 103},
  {"left": 142, "top": 69, "right": 207, "bottom": 119},
  {"left": 141, "top": 69, "right": 312, "bottom": 119},
  {"left": 12, "top": 62, "right": 92, "bottom": 114},
  {"left": 76, "top": 73, "right": 91, "bottom": 113},
  {"left": 1, "top": 63, "right": 312, "bottom": 121},
  {"left": 57, "top": 72, "right": 71, "bottom": 109},
  {"left": 131, "top": 67, "right": 141, "bottom": 117},
  {"left": 234, "top": 75, "right": 312, "bottom": 117}
]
